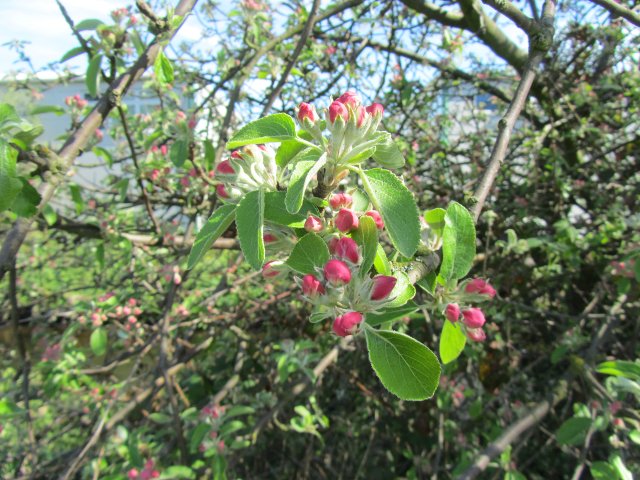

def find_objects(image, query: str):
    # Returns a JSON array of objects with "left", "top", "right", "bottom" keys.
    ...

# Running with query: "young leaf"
[
  {"left": 0, "top": 140, "right": 23, "bottom": 212},
  {"left": 154, "top": 51, "right": 175, "bottom": 85},
  {"left": 226, "top": 113, "right": 297, "bottom": 149},
  {"left": 69, "top": 184, "right": 84, "bottom": 215},
  {"left": 75, "top": 18, "right": 104, "bottom": 31},
  {"left": 385, "top": 271, "right": 416, "bottom": 308},
  {"left": 360, "top": 168, "right": 420, "bottom": 258},
  {"left": 440, "top": 201, "right": 476, "bottom": 281},
  {"left": 264, "top": 191, "right": 318, "bottom": 228},
  {"left": 187, "top": 204, "right": 236, "bottom": 270},
  {"left": 203, "top": 139, "right": 215, "bottom": 171},
  {"left": 286, "top": 232, "right": 329, "bottom": 274},
  {"left": 275, "top": 138, "right": 306, "bottom": 167},
  {"left": 170, "top": 140, "right": 188, "bottom": 168},
  {"left": 353, "top": 215, "right": 378, "bottom": 277},
  {"left": 10, "top": 178, "right": 41, "bottom": 217},
  {"left": 555, "top": 417, "right": 592, "bottom": 445},
  {"left": 42, "top": 204, "right": 57, "bottom": 226},
  {"left": 439, "top": 320, "right": 467, "bottom": 364},
  {"left": 373, "top": 244, "right": 391, "bottom": 275},
  {"left": 30, "top": 105, "right": 65, "bottom": 116},
  {"left": 60, "top": 46, "right": 86, "bottom": 63},
  {"left": 86, "top": 54, "right": 103, "bottom": 97},
  {"left": 365, "top": 326, "right": 441, "bottom": 400},
  {"left": 424, "top": 207, "right": 446, "bottom": 237},
  {"left": 236, "top": 189, "right": 265, "bottom": 270},
  {"left": 285, "top": 151, "right": 327, "bottom": 213},
  {"left": 90, "top": 328, "right": 108, "bottom": 356},
  {"left": 372, "top": 133, "right": 405, "bottom": 169},
  {"left": 365, "top": 301, "right": 419, "bottom": 327}
]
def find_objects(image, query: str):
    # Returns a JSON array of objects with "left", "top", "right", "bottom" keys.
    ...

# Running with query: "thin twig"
[{"left": 587, "top": 0, "right": 640, "bottom": 27}]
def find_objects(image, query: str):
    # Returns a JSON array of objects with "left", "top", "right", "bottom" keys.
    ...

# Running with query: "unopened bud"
[
  {"left": 464, "top": 278, "right": 496, "bottom": 298},
  {"left": 332, "top": 311, "right": 363, "bottom": 337},
  {"left": 365, "top": 103, "right": 384, "bottom": 117},
  {"left": 334, "top": 237, "right": 359, "bottom": 264},
  {"left": 445, "top": 303, "right": 460, "bottom": 322},
  {"left": 216, "top": 159, "right": 235, "bottom": 175},
  {"left": 335, "top": 208, "right": 359, "bottom": 232},
  {"left": 216, "top": 184, "right": 229, "bottom": 198},
  {"left": 330, "top": 193, "right": 353, "bottom": 209},
  {"left": 365, "top": 210, "right": 384, "bottom": 230},
  {"left": 370, "top": 275, "right": 397, "bottom": 301},
  {"left": 336, "top": 91, "right": 361, "bottom": 109},
  {"left": 304, "top": 215, "right": 323, "bottom": 232},
  {"left": 262, "top": 261, "right": 283, "bottom": 278},
  {"left": 302, "top": 274, "right": 325, "bottom": 296},
  {"left": 297, "top": 102, "right": 319, "bottom": 124},
  {"left": 329, "top": 101, "right": 349, "bottom": 124},
  {"left": 323, "top": 259, "right": 352, "bottom": 285},
  {"left": 466, "top": 328, "right": 486, "bottom": 342},
  {"left": 462, "top": 308, "right": 486, "bottom": 328}
]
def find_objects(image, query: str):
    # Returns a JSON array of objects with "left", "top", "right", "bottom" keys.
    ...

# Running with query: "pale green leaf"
[
  {"left": 187, "top": 204, "right": 236, "bottom": 270},
  {"left": 86, "top": 54, "right": 103, "bottom": 97},
  {"left": 440, "top": 201, "right": 476, "bottom": 281},
  {"left": 353, "top": 215, "right": 378, "bottom": 277},
  {"left": 226, "top": 113, "right": 297, "bottom": 149},
  {"left": 285, "top": 150, "right": 326, "bottom": 213},
  {"left": 439, "top": 320, "right": 467, "bottom": 364},
  {"left": 90, "top": 328, "right": 107, "bottom": 356},
  {"left": 236, "top": 189, "right": 265, "bottom": 270}
]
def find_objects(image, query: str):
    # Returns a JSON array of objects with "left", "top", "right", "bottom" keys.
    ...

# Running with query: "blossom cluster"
[
  {"left": 444, "top": 278, "right": 496, "bottom": 342},
  {"left": 214, "top": 144, "right": 278, "bottom": 201}
]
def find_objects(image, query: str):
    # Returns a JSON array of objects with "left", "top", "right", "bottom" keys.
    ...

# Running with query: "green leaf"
[
  {"left": 219, "top": 419, "right": 245, "bottom": 437},
  {"left": 90, "top": 328, "right": 107, "bottom": 356},
  {"left": 275, "top": 138, "right": 306, "bottom": 167},
  {"left": 69, "top": 184, "right": 84, "bottom": 214},
  {"left": 417, "top": 272, "right": 437, "bottom": 295},
  {"left": 154, "top": 51, "right": 174, "bottom": 85},
  {"left": 555, "top": 417, "right": 591, "bottom": 445},
  {"left": 187, "top": 204, "right": 236, "bottom": 270},
  {"left": 170, "top": 140, "right": 188, "bottom": 168},
  {"left": 10, "top": 178, "right": 41, "bottom": 217},
  {"left": 372, "top": 133, "right": 405, "bottom": 168},
  {"left": 160, "top": 466, "right": 195, "bottom": 479},
  {"left": 365, "top": 301, "right": 419, "bottom": 327},
  {"left": 42, "top": 204, "right": 57, "bottom": 226},
  {"left": 203, "top": 140, "right": 215, "bottom": 171},
  {"left": 611, "top": 454, "right": 633, "bottom": 480},
  {"left": 149, "top": 412, "right": 172, "bottom": 424},
  {"left": 373, "top": 244, "right": 391, "bottom": 275},
  {"left": 424, "top": 208, "right": 446, "bottom": 237},
  {"left": 86, "top": 54, "right": 103, "bottom": 97},
  {"left": 439, "top": 320, "right": 467, "bottom": 364},
  {"left": 590, "top": 462, "right": 618, "bottom": 480},
  {"left": 365, "top": 327, "right": 441, "bottom": 400},
  {"left": 361, "top": 168, "right": 420, "bottom": 258},
  {"left": 385, "top": 271, "right": 416, "bottom": 308},
  {"left": 189, "top": 423, "right": 212, "bottom": 452},
  {"left": 93, "top": 146, "right": 113, "bottom": 167},
  {"left": 629, "top": 429, "right": 640, "bottom": 445},
  {"left": 440, "top": 201, "right": 476, "bottom": 281},
  {"left": 285, "top": 150, "right": 327, "bottom": 213},
  {"left": 0, "top": 140, "right": 23, "bottom": 212},
  {"left": 226, "top": 113, "right": 297, "bottom": 149},
  {"left": 264, "top": 191, "right": 318, "bottom": 228},
  {"left": 596, "top": 360, "right": 640, "bottom": 381},
  {"left": 353, "top": 215, "right": 378, "bottom": 277},
  {"left": 236, "top": 189, "right": 265, "bottom": 270},
  {"left": 75, "top": 19, "right": 104, "bottom": 31},
  {"left": 60, "top": 46, "right": 85, "bottom": 63},
  {"left": 286, "top": 233, "right": 329, "bottom": 274},
  {"left": 30, "top": 105, "right": 65, "bottom": 116}
]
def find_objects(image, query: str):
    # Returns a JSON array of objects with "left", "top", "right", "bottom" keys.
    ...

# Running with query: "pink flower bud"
[
  {"left": 304, "top": 215, "right": 323, "bottom": 232},
  {"left": 297, "top": 102, "right": 319, "bottom": 124},
  {"left": 365, "top": 210, "right": 384, "bottom": 230},
  {"left": 329, "top": 193, "right": 353, "bottom": 209},
  {"left": 445, "top": 303, "right": 460, "bottom": 322},
  {"left": 230, "top": 150, "right": 242, "bottom": 159},
  {"left": 180, "top": 176, "right": 190, "bottom": 187},
  {"left": 263, "top": 233, "right": 278, "bottom": 244},
  {"left": 335, "top": 208, "right": 359, "bottom": 232},
  {"left": 334, "top": 237, "right": 359, "bottom": 264},
  {"left": 128, "top": 468, "right": 139, "bottom": 479},
  {"left": 160, "top": 145, "right": 168, "bottom": 156},
  {"left": 355, "top": 105, "right": 366, "bottom": 127},
  {"left": 464, "top": 278, "right": 496, "bottom": 298},
  {"left": 323, "top": 259, "right": 352, "bottom": 285},
  {"left": 462, "top": 308, "right": 486, "bottom": 328},
  {"left": 261, "top": 261, "right": 281, "bottom": 278},
  {"left": 302, "top": 274, "right": 325, "bottom": 296},
  {"left": 216, "top": 184, "right": 229, "bottom": 198},
  {"left": 466, "top": 328, "right": 486, "bottom": 342},
  {"left": 328, "top": 236, "right": 340, "bottom": 254},
  {"left": 216, "top": 159, "right": 235, "bottom": 175},
  {"left": 370, "top": 275, "right": 397, "bottom": 300},
  {"left": 188, "top": 117, "right": 197, "bottom": 129},
  {"left": 336, "top": 91, "right": 362, "bottom": 109},
  {"left": 329, "top": 100, "right": 349, "bottom": 124},
  {"left": 365, "top": 103, "right": 384, "bottom": 117},
  {"left": 332, "top": 311, "right": 363, "bottom": 337}
]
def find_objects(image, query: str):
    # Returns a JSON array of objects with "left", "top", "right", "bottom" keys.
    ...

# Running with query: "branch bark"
[{"left": 588, "top": 0, "right": 640, "bottom": 27}]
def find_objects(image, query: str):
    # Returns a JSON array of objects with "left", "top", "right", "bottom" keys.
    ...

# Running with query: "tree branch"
[
  {"left": 587, "top": 0, "right": 640, "bottom": 27},
  {"left": 481, "top": 0, "right": 535, "bottom": 32}
]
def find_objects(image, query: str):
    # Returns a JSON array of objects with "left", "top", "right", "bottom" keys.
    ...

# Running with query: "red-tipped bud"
[
  {"left": 216, "top": 184, "right": 229, "bottom": 198},
  {"left": 462, "top": 308, "right": 486, "bottom": 329},
  {"left": 302, "top": 274, "right": 325, "bottom": 297},
  {"left": 371, "top": 275, "right": 397, "bottom": 301},
  {"left": 355, "top": 105, "right": 366, "bottom": 127},
  {"left": 465, "top": 278, "right": 496, "bottom": 298},
  {"left": 160, "top": 144, "right": 168, "bottom": 156},
  {"left": 332, "top": 311, "right": 363, "bottom": 337},
  {"left": 323, "top": 259, "right": 352, "bottom": 285},
  {"left": 329, "top": 193, "right": 353, "bottom": 209},
  {"left": 216, "top": 159, "right": 235, "bottom": 175},
  {"left": 329, "top": 100, "right": 349, "bottom": 123},
  {"left": 304, "top": 215, "right": 324, "bottom": 232},
  {"left": 261, "top": 261, "right": 281, "bottom": 278},
  {"left": 466, "top": 328, "right": 487, "bottom": 342},
  {"left": 297, "top": 103, "right": 319, "bottom": 124},
  {"left": 445, "top": 303, "right": 460, "bottom": 322},
  {"left": 263, "top": 233, "right": 278, "bottom": 244},
  {"left": 365, "top": 103, "right": 384, "bottom": 117},
  {"left": 365, "top": 210, "right": 384, "bottom": 230},
  {"left": 334, "top": 237, "right": 360, "bottom": 264},
  {"left": 230, "top": 150, "right": 242, "bottom": 159},
  {"left": 336, "top": 91, "right": 362, "bottom": 109},
  {"left": 328, "top": 236, "right": 340, "bottom": 255},
  {"left": 335, "top": 208, "right": 359, "bottom": 232}
]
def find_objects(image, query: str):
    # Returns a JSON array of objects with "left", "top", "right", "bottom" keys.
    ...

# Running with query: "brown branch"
[
  {"left": 472, "top": 1, "right": 556, "bottom": 221},
  {"left": 481, "top": 0, "right": 535, "bottom": 32},
  {"left": 587, "top": 0, "right": 640, "bottom": 27},
  {"left": 0, "top": 0, "right": 199, "bottom": 283}
]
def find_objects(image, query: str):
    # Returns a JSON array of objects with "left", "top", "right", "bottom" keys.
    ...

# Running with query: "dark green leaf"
[
  {"left": 286, "top": 233, "right": 329, "bottom": 274},
  {"left": 440, "top": 201, "right": 476, "bottom": 281},
  {"left": 203, "top": 140, "right": 215, "bottom": 171},
  {"left": 366, "top": 301, "right": 419, "bottom": 326},
  {"left": 264, "top": 191, "right": 318, "bottom": 228},
  {"left": 60, "top": 46, "right": 85, "bottom": 63},
  {"left": 353, "top": 215, "right": 378, "bottom": 277},
  {"left": 10, "top": 178, "right": 41, "bottom": 217},
  {"left": 0, "top": 140, "right": 23, "bottom": 212},
  {"left": 555, "top": 417, "right": 592, "bottom": 445},
  {"left": 170, "top": 140, "right": 188, "bottom": 168}
]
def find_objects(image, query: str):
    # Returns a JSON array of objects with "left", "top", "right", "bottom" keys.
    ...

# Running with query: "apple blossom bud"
[
  {"left": 365, "top": 210, "right": 384, "bottom": 230},
  {"left": 462, "top": 308, "right": 486, "bottom": 328},
  {"left": 304, "top": 215, "right": 323, "bottom": 232},
  {"left": 297, "top": 102, "right": 319, "bottom": 124},
  {"left": 371, "top": 275, "right": 397, "bottom": 300},
  {"left": 335, "top": 208, "right": 359, "bottom": 232},
  {"left": 216, "top": 184, "right": 229, "bottom": 198},
  {"left": 336, "top": 91, "right": 361, "bottom": 109},
  {"left": 365, "top": 103, "right": 384, "bottom": 117},
  {"left": 216, "top": 160, "right": 235, "bottom": 175},
  {"left": 333, "top": 311, "right": 363, "bottom": 337},
  {"left": 230, "top": 150, "right": 242, "bottom": 159},
  {"left": 262, "top": 261, "right": 281, "bottom": 278},
  {"left": 302, "top": 274, "right": 325, "bottom": 296},
  {"left": 188, "top": 116, "right": 197, "bottom": 129},
  {"left": 263, "top": 233, "right": 278, "bottom": 243},
  {"left": 465, "top": 278, "right": 496, "bottom": 298},
  {"left": 328, "top": 236, "right": 340, "bottom": 255},
  {"left": 329, "top": 100, "right": 349, "bottom": 124},
  {"left": 330, "top": 193, "right": 353, "bottom": 209},
  {"left": 466, "top": 328, "right": 486, "bottom": 342},
  {"left": 334, "top": 237, "right": 359, "bottom": 264},
  {"left": 160, "top": 144, "right": 168, "bottom": 156},
  {"left": 128, "top": 468, "right": 139, "bottom": 480},
  {"left": 355, "top": 105, "right": 366, "bottom": 127},
  {"left": 445, "top": 303, "right": 460, "bottom": 322},
  {"left": 323, "top": 259, "right": 352, "bottom": 285}
]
